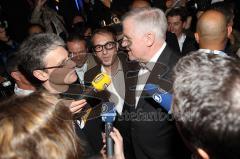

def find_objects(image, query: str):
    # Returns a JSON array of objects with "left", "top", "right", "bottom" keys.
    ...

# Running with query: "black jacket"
[{"left": 128, "top": 45, "right": 191, "bottom": 159}]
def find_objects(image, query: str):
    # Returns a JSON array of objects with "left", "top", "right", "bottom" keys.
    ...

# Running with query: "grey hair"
[{"left": 123, "top": 7, "right": 167, "bottom": 41}]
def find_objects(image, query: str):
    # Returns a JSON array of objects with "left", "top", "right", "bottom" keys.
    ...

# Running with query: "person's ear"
[
  {"left": 227, "top": 25, "right": 232, "bottom": 38},
  {"left": 197, "top": 148, "right": 209, "bottom": 159},
  {"left": 33, "top": 70, "right": 49, "bottom": 81},
  {"left": 194, "top": 32, "right": 200, "bottom": 44},
  {"left": 145, "top": 32, "right": 155, "bottom": 47}
]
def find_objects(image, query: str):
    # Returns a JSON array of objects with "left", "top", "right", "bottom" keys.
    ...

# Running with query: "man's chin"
[
  {"left": 102, "top": 62, "right": 114, "bottom": 67},
  {"left": 129, "top": 55, "right": 138, "bottom": 61},
  {"left": 64, "top": 73, "right": 78, "bottom": 84}
]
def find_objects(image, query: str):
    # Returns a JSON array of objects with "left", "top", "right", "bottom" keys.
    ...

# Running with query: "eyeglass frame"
[{"left": 92, "top": 41, "right": 117, "bottom": 53}]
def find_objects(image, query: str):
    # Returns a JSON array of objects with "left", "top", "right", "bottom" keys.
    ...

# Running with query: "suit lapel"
[
  {"left": 86, "top": 54, "right": 97, "bottom": 71},
  {"left": 136, "top": 46, "right": 173, "bottom": 108}
]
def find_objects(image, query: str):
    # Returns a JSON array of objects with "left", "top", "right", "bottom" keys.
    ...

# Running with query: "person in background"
[
  {"left": 0, "top": 18, "right": 18, "bottom": 99},
  {"left": 6, "top": 53, "right": 35, "bottom": 96},
  {"left": 30, "top": 0, "right": 68, "bottom": 40},
  {"left": 210, "top": 1, "right": 240, "bottom": 58},
  {"left": 66, "top": 33, "right": 97, "bottom": 84},
  {"left": 172, "top": 52, "right": 240, "bottom": 159},
  {"left": 27, "top": 23, "right": 45, "bottom": 36},
  {"left": 130, "top": 0, "right": 151, "bottom": 9},
  {"left": 194, "top": 9, "right": 232, "bottom": 56},
  {"left": 0, "top": 18, "right": 18, "bottom": 67},
  {"left": 167, "top": 7, "right": 198, "bottom": 56}
]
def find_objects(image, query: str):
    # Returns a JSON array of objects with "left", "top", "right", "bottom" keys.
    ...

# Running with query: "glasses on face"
[
  {"left": 92, "top": 41, "right": 117, "bottom": 53},
  {"left": 38, "top": 58, "right": 75, "bottom": 70}
]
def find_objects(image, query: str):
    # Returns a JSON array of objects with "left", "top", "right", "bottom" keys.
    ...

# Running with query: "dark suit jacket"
[
  {"left": 129, "top": 45, "right": 191, "bottom": 159},
  {"left": 166, "top": 32, "right": 198, "bottom": 57},
  {"left": 84, "top": 52, "right": 138, "bottom": 159},
  {"left": 182, "top": 35, "right": 199, "bottom": 56}
]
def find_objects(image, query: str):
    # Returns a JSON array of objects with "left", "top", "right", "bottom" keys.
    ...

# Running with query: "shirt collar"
[
  {"left": 198, "top": 49, "right": 227, "bottom": 56},
  {"left": 178, "top": 33, "right": 186, "bottom": 43},
  {"left": 14, "top": 84, "right": 34, "bottom": 96}
]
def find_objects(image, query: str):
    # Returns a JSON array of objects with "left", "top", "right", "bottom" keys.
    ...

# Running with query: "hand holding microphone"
[
  {"left": 144, "top": 83, "right": 173, "bottom": 113},
  {"left": 101, "top": 127, "right": 125, "bottom": 159},
  {"left": 101, "top": 102, "right": 117, "bottom": 158},
  {"left": 73, "top": 73, "right": 111, "bottom": 128},
  {"left": 80, "top": 72, "right": 111, "bottom": 100}
]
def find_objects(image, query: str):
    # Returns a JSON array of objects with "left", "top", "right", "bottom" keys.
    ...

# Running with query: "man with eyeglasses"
[
  {"left": 66, "top": 33, "right": 97, "bottom": 84},
  {"left": 84, "top": 26, "right": 137, "bottom": 158},
  {"left": 14, "top": 33, "right": 109, "bottom": 158},
  {"left": 121, "top": 8, "right": 191, "bottom": 159},
  {"left": 17, "top": 33, "right": 87, "bottom": 114}
]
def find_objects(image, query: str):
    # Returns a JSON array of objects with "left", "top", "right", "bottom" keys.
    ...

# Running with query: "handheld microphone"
[
  {"left": 101, "top": 102, "right": 116, "bottom": 158},
  {"left": 76, "top": 73, "right": 111, "bottom": 128},
  {"left": 81, "top": 72, "right": 111, "bottom": 99},
  {"left": 144, "top": 83, "right": 172, "bottom": 113}
]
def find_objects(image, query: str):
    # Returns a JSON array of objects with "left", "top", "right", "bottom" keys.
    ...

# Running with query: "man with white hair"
[{"left": 121, "top": 8, "right": 190, "bottom": 159}]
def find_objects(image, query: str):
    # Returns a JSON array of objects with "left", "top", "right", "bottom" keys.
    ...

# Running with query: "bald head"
[{"left": 196, "top": 10, "right": 230, "bottom": 50}]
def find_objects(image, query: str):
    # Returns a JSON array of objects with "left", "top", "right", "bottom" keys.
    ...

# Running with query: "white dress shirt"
[
  {"left": 101, "top": 59, "right": 125, "bottom": 115},
  {"left": 178, "top": 33, "right": 186, "bottom": 52},
  {"left": 75, "top": 63, "right": 88, "bottom": 84},
  {"left": 14, "top": 84, "right": 34, "bottom": 96},
  {"left": 135, "top": 42, "right": 167, "bottom": 107}
]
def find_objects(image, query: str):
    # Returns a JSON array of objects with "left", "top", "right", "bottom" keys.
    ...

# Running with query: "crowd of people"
[{"left": 0, "top": 0, "right": 240, "bottom": 159}]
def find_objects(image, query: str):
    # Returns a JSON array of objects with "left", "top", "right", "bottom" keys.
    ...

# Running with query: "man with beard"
[{"left": 84, "top": 27, "right": 136, "bottom": 159}]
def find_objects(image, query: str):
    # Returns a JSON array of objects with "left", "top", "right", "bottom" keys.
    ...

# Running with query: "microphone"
[
  {"left": 101, "top": 102, "right": 116, "bottom": 158},
  {"left": 81, "top": 72, "right": 111, "bottom": 99},
  {"left": 144, "top": 83, "right": 172, "bottom": 113},
  {"left": 75, "top": 73, "right": 111, "bottom": 128}
]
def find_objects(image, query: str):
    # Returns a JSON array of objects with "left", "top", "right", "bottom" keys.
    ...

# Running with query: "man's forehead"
[
  {"left": 93, "top": 33, "right": 114, "bottom": 43},
  {"left": 168, "top": 15, "right": 181, "bottom": 21},
  {"left": 44, "top": 46, "right": 68, "bottom": 63}
]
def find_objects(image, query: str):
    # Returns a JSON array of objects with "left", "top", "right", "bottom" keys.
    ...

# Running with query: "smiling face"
[
  {"left": 92, "top": 32, "right": 118, "bottom": 67},
  {"left": 167, "top": 15, "right": 185, "bottom": 38}
]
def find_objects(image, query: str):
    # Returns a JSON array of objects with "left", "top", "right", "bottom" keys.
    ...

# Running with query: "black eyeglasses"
[
  {"left": 37, "top": 58, "right": 75, "bottom": 70},
  {"left": 92, "top": 41, "right": 117, "bottom": 53}
]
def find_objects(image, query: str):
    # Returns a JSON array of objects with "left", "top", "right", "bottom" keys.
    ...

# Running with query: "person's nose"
[{"left": 102, "top": 47, "right": 108, "bottom": 55}]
